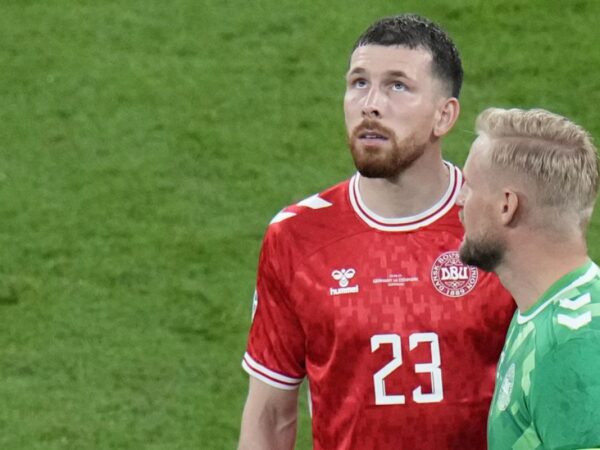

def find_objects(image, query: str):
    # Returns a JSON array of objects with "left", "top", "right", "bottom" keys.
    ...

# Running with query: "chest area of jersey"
[
  {"left": 293, "top": 233, "right": 483, "bottom": 331},
  {"left": 490, "top": 325, "right": 536, "bottom": 426},
  {"left": 291, "top": 233, "right": 504, "bottom": 408}
]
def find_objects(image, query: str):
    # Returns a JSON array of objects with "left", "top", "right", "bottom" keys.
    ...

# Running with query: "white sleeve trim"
[{"left": 242, "top": 352, "right": 304, "bottom": 390}]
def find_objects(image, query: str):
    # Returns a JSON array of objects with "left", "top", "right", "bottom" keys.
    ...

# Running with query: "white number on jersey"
[
  {"left": 371, "top": 332, "right": 444, "bottom": 405},
  {"left": 371, "top": 334, "right": 406, "bottom": 405}
]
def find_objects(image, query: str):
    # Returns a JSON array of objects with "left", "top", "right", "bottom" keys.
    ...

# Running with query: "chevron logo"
[
  {"left": 557, "top": 311, "right": 592, "bottom": 330},
  {"left": 559, "top": 293, "right": 591, "bottom": 311}
]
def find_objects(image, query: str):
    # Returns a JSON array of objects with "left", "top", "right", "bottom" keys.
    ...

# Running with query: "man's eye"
[
  {"left": 353, "top": 79, "right": 368, "bottom": 89},
  {"left": 392, "top": 82, "right": 406, "bottom": 92}
]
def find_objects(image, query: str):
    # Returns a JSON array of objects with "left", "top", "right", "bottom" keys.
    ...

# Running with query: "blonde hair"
[{"left": 476, "top": 107, "right": 599, "bottom": 228}]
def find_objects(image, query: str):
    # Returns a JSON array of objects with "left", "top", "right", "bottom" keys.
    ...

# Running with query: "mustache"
[{"left": 351, "top": 119, "right": 395, "bottom": 139}]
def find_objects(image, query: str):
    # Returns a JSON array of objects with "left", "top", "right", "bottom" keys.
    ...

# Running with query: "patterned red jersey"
[{"left": 243, "top": 163, "right": 514, "bottom": 449}]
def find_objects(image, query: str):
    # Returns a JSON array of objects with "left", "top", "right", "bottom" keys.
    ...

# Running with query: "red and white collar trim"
[{"left": 349, "top": 162, "right": 462, "bottom": 232}]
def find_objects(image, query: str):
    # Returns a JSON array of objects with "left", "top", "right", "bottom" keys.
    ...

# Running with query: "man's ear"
[
  {"left": 501, "top": 189, "right": 519, "bottom": 226},
  {"left": 433, "top": 97, "right": 460, "bottom": 138}
]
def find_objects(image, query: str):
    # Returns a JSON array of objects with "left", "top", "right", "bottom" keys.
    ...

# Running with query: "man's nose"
[{"left": 362, "top": 88, "right": 382, "bottom": 119}]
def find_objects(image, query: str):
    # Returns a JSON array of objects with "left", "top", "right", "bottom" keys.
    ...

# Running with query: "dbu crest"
[{"left": 431, "top": 251, "right": 478, "bottom": 297}]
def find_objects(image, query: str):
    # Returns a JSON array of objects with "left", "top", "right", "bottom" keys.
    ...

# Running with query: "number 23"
[{"left": 371, "top": 332, "right": 443, "bottom": 405}]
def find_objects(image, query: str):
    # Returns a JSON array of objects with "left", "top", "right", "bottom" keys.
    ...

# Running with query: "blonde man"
[{"left": 458, "top": 107, "right": 600, "bottom": 450}]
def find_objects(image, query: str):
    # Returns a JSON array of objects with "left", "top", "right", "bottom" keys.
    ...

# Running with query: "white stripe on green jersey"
[{"left": 488, "top": 260, "right": 600, "bottom": 450}]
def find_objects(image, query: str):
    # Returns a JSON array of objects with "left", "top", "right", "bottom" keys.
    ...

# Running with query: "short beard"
[
  {"left": 459, "top": 236, "right": 505, "bottom": 273},
  {"left": 348, "top": 120, "right": 427, "bottom": 179}
]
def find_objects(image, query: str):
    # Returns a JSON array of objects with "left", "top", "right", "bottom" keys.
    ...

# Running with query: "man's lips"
[{"left": 358, "top": 130, "right": 389, "bottom": 141}]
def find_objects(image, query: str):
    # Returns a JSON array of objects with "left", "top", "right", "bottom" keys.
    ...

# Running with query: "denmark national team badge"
[
  {"left": 497, "top": 363, "right": 515, "bottom": 411},
  {"left": 430, "top": 251, "right": 478, "bottom": 298}
]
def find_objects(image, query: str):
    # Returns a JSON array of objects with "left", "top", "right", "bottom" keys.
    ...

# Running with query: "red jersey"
[{"left": 243, "top": 163, "right": 514, "bottom": 449}]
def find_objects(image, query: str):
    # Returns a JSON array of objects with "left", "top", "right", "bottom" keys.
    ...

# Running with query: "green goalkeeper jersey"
[{"left": 488, "top": 260, "right": 600, "bottom": 450}]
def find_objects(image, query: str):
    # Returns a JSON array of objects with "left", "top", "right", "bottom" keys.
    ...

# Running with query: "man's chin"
[
  {"left": 349, "top": 135, "right": 426, "bottom": 179},
  {"left": 352, "top": 152, "right": 396, "bottom": 178},
  {"left": 357, "top": 166, "right": 396, "bottom": 178},
  {"left": 459, "top": 238, "right": 504, "bottom": 273},
  {"left": 458, "top": 242, "right": 473, "bottom": 266}
]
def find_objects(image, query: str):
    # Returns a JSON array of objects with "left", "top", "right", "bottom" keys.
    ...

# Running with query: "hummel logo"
[
  {"left": 330, "top": 268, "right": 359, "bottom": 296},
  {"left": 557, "top": 311, "right": 592, "bottom": 330},
  {"left": 332, "top": 268, "right": 356, "bottom": 287}
]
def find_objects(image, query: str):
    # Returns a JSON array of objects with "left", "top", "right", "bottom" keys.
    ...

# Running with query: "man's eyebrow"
[
  {"left": 346, "top": 68, "right": 412, "bottom": 79},
  {"left": 346, "top": 67, "right": 366, "bottom": 77},
  {"left": 386, "top": 70, "right": 410, "bottom": 79}
]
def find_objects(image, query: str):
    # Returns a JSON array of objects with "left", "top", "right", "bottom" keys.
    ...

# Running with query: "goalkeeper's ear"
[{"left": 500, "top": 189, "right": 519, "bottom": 227}]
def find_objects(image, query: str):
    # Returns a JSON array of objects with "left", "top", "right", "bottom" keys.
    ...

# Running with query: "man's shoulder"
[
  {"left": 546, "top": 276, "right": 600, "bottom": 345},
  {"left": 535, "top": 292, "right": 600, "bottom": 386},
  {"left": 261, "top": 178, "right": 364, "bottom": 257},
  {"left": 267, "top": 179, "right": 350, "bottom": 229}
]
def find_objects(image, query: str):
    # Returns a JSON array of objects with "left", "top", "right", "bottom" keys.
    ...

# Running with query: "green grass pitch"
[{"left": 0, "top": 0, "right": 599, "bottom": 448}]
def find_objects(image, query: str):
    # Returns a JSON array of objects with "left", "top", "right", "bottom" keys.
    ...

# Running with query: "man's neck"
[
  {"left": 495, "top": 235, "right": 589, "bottom": 313},
  {"left": 357, "top": 153, "right": 450, "bottom": 218}
]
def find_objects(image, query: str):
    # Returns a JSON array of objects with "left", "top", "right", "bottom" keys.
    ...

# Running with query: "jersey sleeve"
[
  {"left": 241, "top": 225, "right": 306, "bottom": 390},
  {"left": 530, "top": 331, "right": 600, "bottom": 450}
]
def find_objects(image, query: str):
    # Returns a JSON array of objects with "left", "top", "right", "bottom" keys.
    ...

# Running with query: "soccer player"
[
  {"left": 238, "top": 15, "right": 514, "bottom": 450},
  {"left": 458, "top": 107, "right": 600, "bottom": 449}
]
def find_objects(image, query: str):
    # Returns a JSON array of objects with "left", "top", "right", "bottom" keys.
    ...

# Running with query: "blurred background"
[{"left": 1, "top": 0, "right": 599, "bottom": 448}]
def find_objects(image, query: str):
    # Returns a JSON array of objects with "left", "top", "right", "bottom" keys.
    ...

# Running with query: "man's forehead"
[
  {"left": 348, "top": 44, "right": 433, "bottom": 73},
  {"left": 465, "top": 136, "right": 492, "bottom": 174},
  {"left": 471, "top": 135, "right": 490, "bottom": 155}
]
